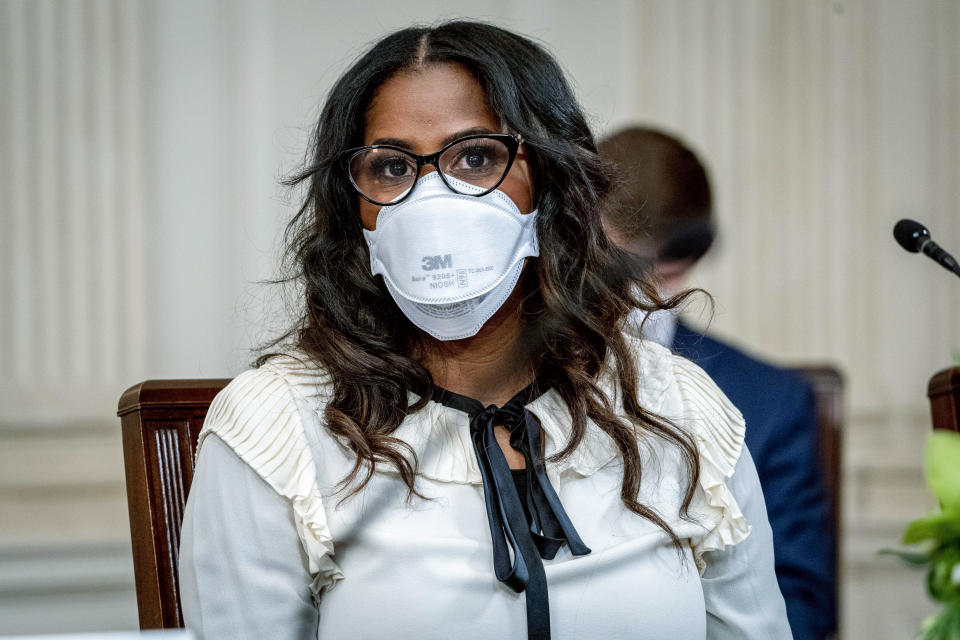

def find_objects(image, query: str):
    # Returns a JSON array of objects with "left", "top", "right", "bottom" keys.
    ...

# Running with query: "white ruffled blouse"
[{"left": 178, "top": 337, "right": 792, "bottom": 639}]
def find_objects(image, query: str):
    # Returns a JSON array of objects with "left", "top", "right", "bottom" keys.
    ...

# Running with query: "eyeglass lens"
[{"left": 349, "top": 136, "right": 512, "bottom": 204}]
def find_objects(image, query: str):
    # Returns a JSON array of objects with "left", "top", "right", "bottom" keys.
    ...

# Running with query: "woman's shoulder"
[
  {"left": 197, "top": 350, "right": 332, "bottom": 493},
  {"left": 622, "top": 332, "right": 751, "bottom": 566},
  {"left": 625, "top": 332, "right": 746, "bottom": 468},
  {"left": 195, "top": 351, "right": 343, "bottom": 590},
  {"left": 256, "top": 350, "right": 334, "bottom": 406},
  {"left": 206, "top": 349, "right": 332, "bottom": 419}
]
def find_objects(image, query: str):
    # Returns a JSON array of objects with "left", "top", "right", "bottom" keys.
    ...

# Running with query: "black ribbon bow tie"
[{"left": 433, "top": 383, "right": 591, "bottom": 640}]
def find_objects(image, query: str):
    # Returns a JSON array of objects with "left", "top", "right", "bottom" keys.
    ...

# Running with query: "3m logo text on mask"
[{"left": 421, "top": 254, "right": 453, "bottom": 271}]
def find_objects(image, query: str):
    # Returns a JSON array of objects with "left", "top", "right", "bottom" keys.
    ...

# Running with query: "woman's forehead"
[{"left": 363, "top": 62, "right": 500, "bottom": 152}]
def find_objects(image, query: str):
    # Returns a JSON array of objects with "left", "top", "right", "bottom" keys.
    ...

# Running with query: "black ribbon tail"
[
  {"left": 473, "top": 414, "right": 552, "bottom": 639},
  {"left": 472, "top": 423, "right": 530, "bottom": 590},
  {"left": 522, "top": 410, "right": 592, "bottom": 558},
  {"left": 438, "top": 383, "right": 592, "bottom": 640}
]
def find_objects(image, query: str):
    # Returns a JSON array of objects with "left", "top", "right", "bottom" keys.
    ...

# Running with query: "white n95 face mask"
[{"left": 363, "top": 172, "right": 539, "bottom": 341}]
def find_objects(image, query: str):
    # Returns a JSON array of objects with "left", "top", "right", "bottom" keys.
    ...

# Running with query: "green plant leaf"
[
  {"left": 878, "top": 547, "right": 933, "bottom": 566},
  {"left": 926, "top": 545, "right": 960, "bottom": 603},
  {"left": 919, "top": 603, "right": 960, "bottom": 639},
  {"left": 903, "top": 512, "right": 960, "bottom": 545},
  {"left": 927, "top": 432, "right": 960, "bottom": 510}
]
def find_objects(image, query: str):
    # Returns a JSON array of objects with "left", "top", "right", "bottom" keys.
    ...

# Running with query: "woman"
[{"left": 179, "top": 20, "right": 791, "bottom": 640}]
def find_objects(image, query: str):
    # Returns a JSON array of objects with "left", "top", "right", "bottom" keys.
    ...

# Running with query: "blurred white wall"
[{"left": 1, "top": 0, "right": 958, "bottom": 636}]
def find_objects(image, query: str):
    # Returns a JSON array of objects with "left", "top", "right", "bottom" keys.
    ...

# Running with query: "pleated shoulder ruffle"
[
  {"left": 196, "top": 356, "right": 343, "bottom": 595},
  {"left": 670, "top": 352, "right": 752, "bottom": 571}
]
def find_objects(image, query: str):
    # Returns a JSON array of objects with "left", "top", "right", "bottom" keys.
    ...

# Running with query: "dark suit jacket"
[{"left": 672, "top": 321, "right": 837, "bottom": 640}]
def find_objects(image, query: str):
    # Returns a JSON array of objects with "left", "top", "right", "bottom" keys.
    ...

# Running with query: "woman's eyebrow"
[
  {"left": 439, "top": 127, "right": 495, "bottom": 147},
  {"left": 369, "top": 127, "right": 496, "bottom": 151},
  {"left": 369, "top": 137, "right": 414, "bottom": 149}
]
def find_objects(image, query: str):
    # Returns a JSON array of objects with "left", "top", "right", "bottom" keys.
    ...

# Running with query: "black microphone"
[{"left": 893, "top": 219, "right": 960, "bottom": 278}]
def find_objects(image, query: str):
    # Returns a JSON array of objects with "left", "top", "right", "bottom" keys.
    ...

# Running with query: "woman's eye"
[
  {"left": 386, "top": 159, "right": 410, "bottom": 176},
  {"left": 452, "top": 145, "right": 493, "bottom": 171},
  {"left": 369, "top": 155, "right": 414, "bottom": 180},
  {"left": 464, "top": 150, "right": 487, "bottom": 168}
]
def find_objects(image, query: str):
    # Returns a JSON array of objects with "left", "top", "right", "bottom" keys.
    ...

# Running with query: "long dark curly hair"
[{"left": 268, "top": 20, "right": 700, "bottom": 547}]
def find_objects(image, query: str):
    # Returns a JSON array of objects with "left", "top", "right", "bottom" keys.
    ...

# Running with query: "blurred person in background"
[
  {"left": 178, "top": 22, "right": 792, "bottom": 640},
  {"left": 599, "top": 126, "right": 836, "bottom": 640}
]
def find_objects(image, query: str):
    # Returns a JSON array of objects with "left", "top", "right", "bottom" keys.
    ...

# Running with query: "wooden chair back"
[
  {"left": 118, "top": 367, "right": 844, "bottom": 630},
  {"left": 928, "top": 367, "right": 960, "bottom": 432},
  {"left": 117, "top": 379, "right": 230, "bottom": 629}
]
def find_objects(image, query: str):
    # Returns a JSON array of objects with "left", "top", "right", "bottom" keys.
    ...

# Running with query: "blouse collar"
[
  {"left": 286, "top": 338, "right": 676, "bottom": 485},
  {"left": 388, "top": 341, "right": 675, "bottom": 485}
]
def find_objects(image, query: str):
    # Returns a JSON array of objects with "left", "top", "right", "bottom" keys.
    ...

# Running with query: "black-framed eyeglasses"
[{"left": 340, "top": 133, "right": 522, "bottom": 206}]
